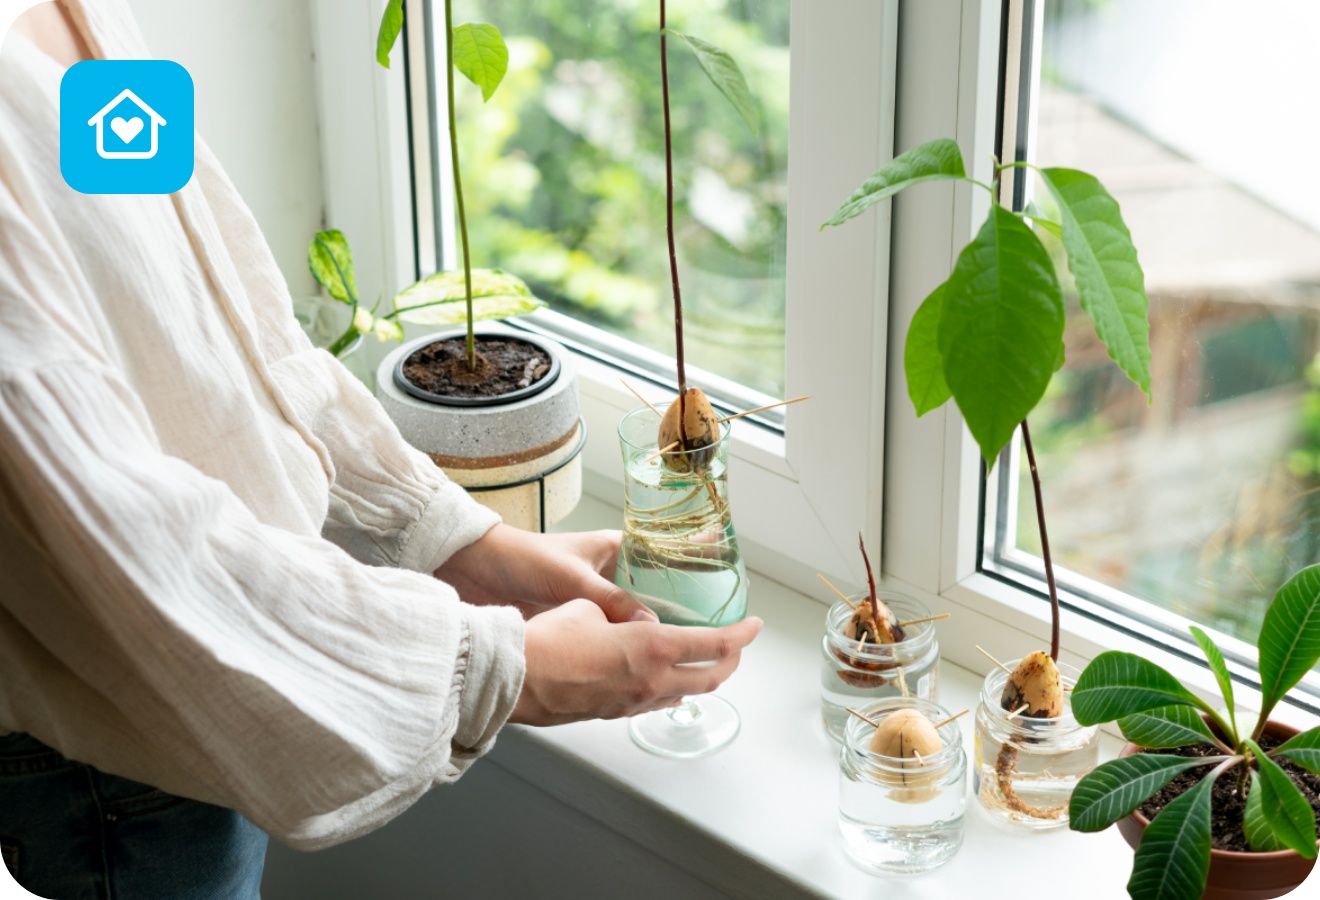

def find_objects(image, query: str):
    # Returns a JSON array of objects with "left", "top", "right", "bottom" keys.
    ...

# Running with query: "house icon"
[{"left": 87, "top": 89, "right": 166, "bottom": 160}]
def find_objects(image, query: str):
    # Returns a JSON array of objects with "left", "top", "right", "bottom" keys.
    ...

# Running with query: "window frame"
[
  {"left": 398, "top": 0, "right": 903, "bottom": 587},
  {"left": 311, "top": 0, "right": 1318, "bottom": 728}
]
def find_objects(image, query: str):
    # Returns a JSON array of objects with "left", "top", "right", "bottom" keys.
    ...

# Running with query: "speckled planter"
[{"left": 377, "top": 323, "right": 582, "bottom": 531}]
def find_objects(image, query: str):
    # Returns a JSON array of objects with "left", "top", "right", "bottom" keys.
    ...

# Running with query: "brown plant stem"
[
  {"left": 858, "top": 532, "right": 880, "bottom": 625},
  {"left": 444, "top": 0, "right": 476, "bottom": 370},
  {"left": 1020, "top": 418, "right": 1060, "bottom": 662},
  {"left": 659, "top": 0, "right": 687, "bottom": 445}
]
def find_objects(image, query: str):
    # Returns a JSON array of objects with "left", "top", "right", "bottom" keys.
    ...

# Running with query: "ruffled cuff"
[{"left": 451, "top": 603, "right": 526, "bottom": 758}]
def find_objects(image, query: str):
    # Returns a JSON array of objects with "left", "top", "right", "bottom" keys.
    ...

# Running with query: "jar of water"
[
  {"left": 821, "top": 593, "right": 940, "bottom": 742},
  {"left": 973, "top": 660, "right": 1099, "bottom": 829},
  {"left": 838, "top": 697, "right": 966, "bottom": 875}
]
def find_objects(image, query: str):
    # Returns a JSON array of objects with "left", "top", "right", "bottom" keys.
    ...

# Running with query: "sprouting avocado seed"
[
  {"left": 868, "top": 708, "right": 944, "bottom": 758},
  {"left": 1000, "top": 651, "right": 1064, "bottom": 718},
  {"left": 845, "top": 599, "right": 904, "bottom": 645},
  {"left": 657, "top": 388, "right": 719, "bottom": 471}
]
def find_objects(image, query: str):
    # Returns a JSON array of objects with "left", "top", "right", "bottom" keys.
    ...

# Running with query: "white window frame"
[{"left": 310, "top": 0, "right": 1318, "bottom": 730}]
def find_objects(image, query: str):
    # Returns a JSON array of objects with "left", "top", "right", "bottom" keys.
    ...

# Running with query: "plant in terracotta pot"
[
  {"left": 1067, "top": 566, "right": 1320, "bottom": 900},
  {"left": 822, "top": 138, "right": 1151, "bottom": 825},
  {"left": 369, "top": 1, "right": 585, "bottom": 531}
]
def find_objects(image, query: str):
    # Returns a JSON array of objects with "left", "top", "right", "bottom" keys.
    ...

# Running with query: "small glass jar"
[
  {"left": 821, "top": 593, "right": 940, "bottom": 742},
  {"left": 838, "top": 697, "right": 967, "bottom": 875},
  {"left": 973, "top": 660, "right": 1100, "bottom": 829}
]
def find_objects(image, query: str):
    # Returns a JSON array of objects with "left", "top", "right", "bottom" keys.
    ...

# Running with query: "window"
[
  {"left": 980, "top": 0, "right": 1320, "bottom": 697},
  {"left": 444, "top": 0, "right": 791, "bottom": 401},
  {"left": 399, "top": 1, "right": 901, "bottom": 585}
]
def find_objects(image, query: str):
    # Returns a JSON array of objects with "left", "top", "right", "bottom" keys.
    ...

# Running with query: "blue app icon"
[{"left": 60, "top": 60, "right": 194, "bottom": 195}]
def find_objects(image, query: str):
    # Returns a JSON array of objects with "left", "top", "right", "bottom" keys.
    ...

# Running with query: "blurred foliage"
[{"left": 450, "top": 0, "right": 789, "bottom": 396}]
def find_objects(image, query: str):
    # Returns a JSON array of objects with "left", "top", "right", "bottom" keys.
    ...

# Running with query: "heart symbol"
[{"left": 110, "top": 116, "right": 144, "bottom": 144}]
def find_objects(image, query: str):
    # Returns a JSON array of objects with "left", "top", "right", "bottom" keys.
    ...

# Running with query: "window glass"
[
  {"left": 448, "top": 0, "right": 789, "bottom": 398},
  {"left": 1000, "top": 0, "right": 1320, "bottom": 647}
]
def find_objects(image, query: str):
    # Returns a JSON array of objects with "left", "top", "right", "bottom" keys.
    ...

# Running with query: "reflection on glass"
[
  {"left": 1011, "top": 0, "right": 1320, "bottom": 647},
  {"left": 449, "top": 0, "right": 789, "bottom": 397}
]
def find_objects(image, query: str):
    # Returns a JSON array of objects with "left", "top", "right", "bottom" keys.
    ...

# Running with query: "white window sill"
[{"left": 498, "top": 491, "right": 1148, "bottom": 898}]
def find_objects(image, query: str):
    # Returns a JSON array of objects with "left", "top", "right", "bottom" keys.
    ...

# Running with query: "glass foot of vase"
[{"left": 628, "top": 696, "right": 740, "bottom": 759}]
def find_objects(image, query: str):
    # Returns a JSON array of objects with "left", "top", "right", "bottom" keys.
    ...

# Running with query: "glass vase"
[
  {"left": 838, "top": 697, "right": 967, "bottom": 875},
  {"left": 973, "top": 660, "right": 1099, "bottom": 829},
  {"left": 614, "top": 406, "right": 747, "bottom": 758},
  {"left": 821, "top": 592, "right": 940, "bottom": 742}
]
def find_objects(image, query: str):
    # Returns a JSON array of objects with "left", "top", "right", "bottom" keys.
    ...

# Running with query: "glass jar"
[
  {"left": 821, "top": 593, "right": 940, "bottom": 742},
  {"left": 614, "top": 407, "right": 746, "bottom": 627},
  {"left": 838, "top": 697, "right": 967, "bottom": 875},
  {"left": 973, "top": 660, "right": 1099, "bottom": 829}
]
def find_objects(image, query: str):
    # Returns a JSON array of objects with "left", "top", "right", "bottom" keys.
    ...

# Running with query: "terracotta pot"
[{"left": 1116, "top": 720, "right": 1317, "bottom": 900}]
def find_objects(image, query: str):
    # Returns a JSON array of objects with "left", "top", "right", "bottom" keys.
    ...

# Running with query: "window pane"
[
  {"left": 447, "top": 0, "right": 789, "bottom": 398},
  {"left": 1005, "top": 0, "right": 1320, "bottom": 647}
]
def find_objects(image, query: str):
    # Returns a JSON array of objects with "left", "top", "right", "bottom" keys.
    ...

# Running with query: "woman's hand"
[
  {"left": 511, "top": 599, "right": 763, "bottom": 725},
  {"left": 436, "top": 524, "right": 656, "bottom": 623}
]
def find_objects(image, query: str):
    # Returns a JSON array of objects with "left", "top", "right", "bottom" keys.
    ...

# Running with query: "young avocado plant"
[
  {"left": 823, "top": 138, "right": 1152, "bottom": 809},
  {"left": 1068, "top": 566, "right": 1320, "bottom": 900},
  {"left": 372, "top": 0, "right": 543, "bottom": 369},
  {"left": 651, "top": 0, "right": 761, "bottom": 463}
]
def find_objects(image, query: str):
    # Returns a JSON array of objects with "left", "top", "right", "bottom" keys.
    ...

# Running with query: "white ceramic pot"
[{"left": 376, "top": 323, "right": 583, "bottom": 531}]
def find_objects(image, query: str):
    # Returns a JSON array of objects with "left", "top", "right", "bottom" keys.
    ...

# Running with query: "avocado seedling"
[{"left": 819, "top": 535, "right": 951, "bottom": 691}]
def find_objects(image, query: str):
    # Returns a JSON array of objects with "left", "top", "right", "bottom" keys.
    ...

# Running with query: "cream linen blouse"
[{"left": 0, "top": 0, "right": 525, "bottom": 850}]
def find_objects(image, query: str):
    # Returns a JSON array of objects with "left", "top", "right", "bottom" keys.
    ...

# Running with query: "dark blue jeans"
[{"left": 0, "top": 733, "right": 267, "bottom": 899}]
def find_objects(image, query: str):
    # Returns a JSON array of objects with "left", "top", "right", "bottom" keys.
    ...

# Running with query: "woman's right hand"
[{"left": 510, "top": 599, "right": 763, "bottom": 726}]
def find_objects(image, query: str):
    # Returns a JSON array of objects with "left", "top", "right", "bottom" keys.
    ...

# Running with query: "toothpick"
[
  {"left": 643, "top": 441, "right": 680, "bottom": 464},
  {"left": 913, "top": 750, "right": 926, "bottom": 766},
  {"left": 715, "top": 395, "right": 812, "bottom": 424},
  {"left": 976, "top": 645, "right": 1013, "bottom": 675},
  {"left": 620, "top": 379, "right": 663, "bottom": 418},
  {"left": 894, "top": 613, "right": 951, "bottom": 628},
  {"left": 845, "top": 707, "right": 882, "bottom": 729},
  {"left": 816, "top": 573, "right": 859, "bottom": 609},
  {"left": 1009, "top": 704, "right": 1030, "bottom": 718},
  {"left": 931, "top": 709, "right": 970, "bottom": 730}
]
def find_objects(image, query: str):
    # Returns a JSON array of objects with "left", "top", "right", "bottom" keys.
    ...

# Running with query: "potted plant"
[
  {"left": 822, "top": 138, "right": 1152, "bottom": 825},
  {"left": 1066, "top": 567, "right": 1320, "bottom": 900},
  {"left": 365, "top": 1, "right": 583, "bottom": 532}
]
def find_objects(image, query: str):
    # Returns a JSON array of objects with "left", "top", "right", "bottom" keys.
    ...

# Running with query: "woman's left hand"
[{"left": 434, "top": 524, "right": 657, "bottom": 623}]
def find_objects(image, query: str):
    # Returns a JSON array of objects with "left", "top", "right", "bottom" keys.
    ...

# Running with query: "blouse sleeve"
[
  {"left": 0, "top": 358, "right": 526, "bottom": 849},
  {"left": 188, "top": 143, "right": 501, "bottom": 575}
]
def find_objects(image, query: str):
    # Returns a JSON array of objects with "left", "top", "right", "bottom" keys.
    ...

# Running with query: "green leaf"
[
  {"left": 904, "top": 284, "right": 951, "bottom": 417},
  {"left": 1024, "top": 201, "right": 1063, "bottom": 238},
  {"left": 822, "top": 138, "right": 967, "bottom": 229},
  {"left": 1039, "top": 167, "right": 1152, "bottom": 396},
  {"left": 376, "top": 0, "right": 405, "bottom": 69},
  {"left": 352, "top": 307, "right": 374, "bottom": 335},
  {"left": 452, "top": 23, "right": 508, "bottom": 102},
  {"left": 372, "top": 317, "right": 405, "bottom": 343},
  {"left": 1277, "top": 726, "right": 1320, "bottom": 775},
  {"left": 391, "top": 268, "right": 545, "bottom": 325},
  {"left": 1072, "top": 652, "right": 1206, "bottom": 726},
  {"left": 1126, "top": 771, "right": 1216, "bottom": 900},
  {"left": 1244, "top": 773, "right": 1287, "bottom": 852},
  {"left": 1119, "top": 706, "right": 1219, "bottom": 750},
  {"left": 1070, "top": 754, "right": 1212, "bottom": 833},
  {"left": 308, "top": 230, "right": 358, "bottom": 305},
  {"left": 664, "top": 30, "right": 758, "bottom": 136},
  {"left": 1189, "top": 625, "right": 1237, "bottom": 740},
  {"left": 938, "top": 205, "right": 1064, "bottom": 465},
  {"left": 1247, "top": 738, "right": 1318, "bottom": 858},
  {"left": 1258, "top": 564, "right": 1320, "bottom": 719}
]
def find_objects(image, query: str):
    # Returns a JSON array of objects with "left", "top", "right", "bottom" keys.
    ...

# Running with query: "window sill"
[{"left": 492, "top": 492, "right": 1147, "bottom": 898}]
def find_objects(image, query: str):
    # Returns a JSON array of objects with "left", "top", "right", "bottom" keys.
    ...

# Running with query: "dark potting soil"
[
  {"left": 401, "top": 337, "right": 551, "bottom": 399},
  {"left": 1136, "top": 735, "right": 1320, "bottom": 853}
]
